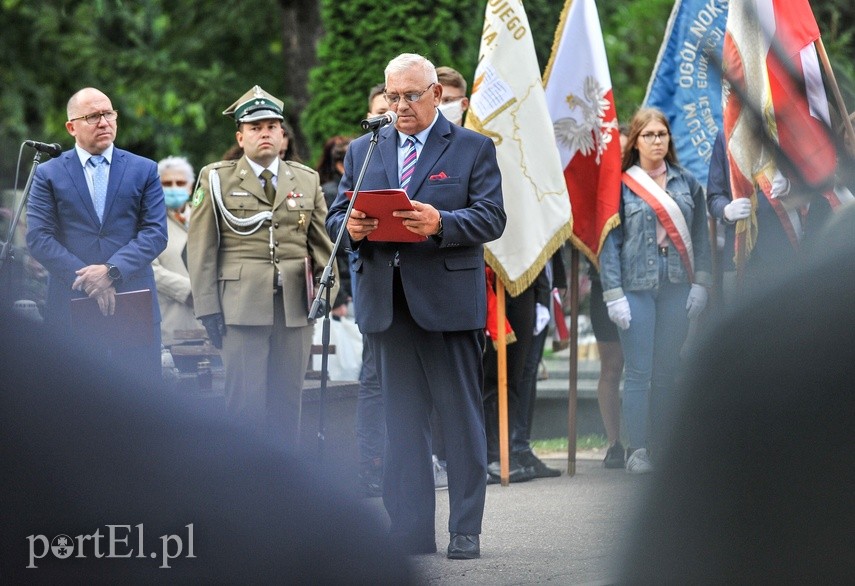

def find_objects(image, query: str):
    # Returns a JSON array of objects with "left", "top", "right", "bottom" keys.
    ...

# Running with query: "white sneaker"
[
  {"left": 433, "top": 455, "right": 448, "bottom": 490},
  {"left": 626, "top": 448, "right": 653, "bottom": 474}
]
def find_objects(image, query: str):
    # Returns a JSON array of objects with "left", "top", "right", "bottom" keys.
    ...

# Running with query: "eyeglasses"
[
  {"left": 69, "top": 110, "right": 119, "bottom": 125},
  {"left": 161, "top": 180, "right": 189, "bottom": 187},
  {"left": 384, "top": 83, "right": 435, "bottom": 105},
  {"left": 640, "top": 131, "right": 669, "bottom": 144}
]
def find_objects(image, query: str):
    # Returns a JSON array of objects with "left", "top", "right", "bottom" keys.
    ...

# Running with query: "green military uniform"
[{"left": 187, "top": 86, "right": 337, "bottom": 447}]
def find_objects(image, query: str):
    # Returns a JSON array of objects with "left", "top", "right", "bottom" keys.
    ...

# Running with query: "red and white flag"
[
  {"left": 723, "top": 0, "right": 840, "bottom": 213},
  {"left": 543, "top": 0, "right": 622, "bottom": 268}
]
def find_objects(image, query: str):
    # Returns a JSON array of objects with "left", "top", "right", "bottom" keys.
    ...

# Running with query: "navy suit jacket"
[
  {"left": 326, "top": 113, "right": 505, "bottom": 333},
  {"left": 26, "top": 147, "right": 167, "bottom": 327}
]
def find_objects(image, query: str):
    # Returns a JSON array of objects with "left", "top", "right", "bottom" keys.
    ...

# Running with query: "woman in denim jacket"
[{"left": 599, "top": 108, "right": 711, "bottom": 473}]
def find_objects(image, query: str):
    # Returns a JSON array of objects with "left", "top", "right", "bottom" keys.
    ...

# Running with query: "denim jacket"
[{"left": 600, "top": 163, "right": 712, "bottom": 302}]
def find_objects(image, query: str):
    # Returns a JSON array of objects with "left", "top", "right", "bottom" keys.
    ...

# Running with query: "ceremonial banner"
[
  {"left": 645, "top": 0, "right": 729, "bottom": 187},
  {"left": 724, "top": 0, "right": 836, "bottom": 201},
  {"left": 543, "top": 0, "right": 621, "bottom": 267},
  {"left": 466, "top": 0, "right": 572, "bottom": 296}
]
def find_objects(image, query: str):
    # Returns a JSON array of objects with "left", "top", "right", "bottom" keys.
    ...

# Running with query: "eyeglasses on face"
[
  {"left": 69, "top": 110, "right": 119, "bottom": 125},
  {"left": 161, "top": 180, "right": 189, "bottom": 187},
  {"left": 384, "top": 83, "right": 435, "bottom": 105},
  {"left": 640, "top": 131, "right": 669, "bottom": 144}
]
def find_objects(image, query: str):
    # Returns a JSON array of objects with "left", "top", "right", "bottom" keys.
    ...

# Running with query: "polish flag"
[
  {"left": 723, "top": 0, "right": 837, "bottom": 204},
  {"left": 543, "top": 0, "right": 622, "bottom": 268}
]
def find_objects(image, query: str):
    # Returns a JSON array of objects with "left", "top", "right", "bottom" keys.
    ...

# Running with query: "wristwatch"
[{"left": 105, "top": 263, "right": 122, "bottom": 282}]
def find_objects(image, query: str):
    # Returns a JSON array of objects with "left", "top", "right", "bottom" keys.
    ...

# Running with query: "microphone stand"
[
  {"left": 0, "top": 150, "right": 45, "bottom": 303},
  {"left": 308, "top": 127, "right": 382, "bottom": 460}
]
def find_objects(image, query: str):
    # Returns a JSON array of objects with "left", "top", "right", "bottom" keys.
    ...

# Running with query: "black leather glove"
[{"left": 200, "top": 313, "right": 225, "bottom": 349}]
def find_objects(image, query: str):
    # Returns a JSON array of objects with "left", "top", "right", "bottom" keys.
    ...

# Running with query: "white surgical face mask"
[{"left": 437, "top": 99, "right": 464, "bottom": 126}]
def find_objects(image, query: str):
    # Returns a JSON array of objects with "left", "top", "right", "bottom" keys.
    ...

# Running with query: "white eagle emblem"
[{"left": 553, "top": 76, "right": 618, "bottom": 164}]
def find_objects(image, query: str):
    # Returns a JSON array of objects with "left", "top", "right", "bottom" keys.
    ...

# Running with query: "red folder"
[
  {"left": 70, "top": 289, "right": 153, "bottom": 348},
  {"left": 345, "top": 189, "right": 428, "bottom": 242}
]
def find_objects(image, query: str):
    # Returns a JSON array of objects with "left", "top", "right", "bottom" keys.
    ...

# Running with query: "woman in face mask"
[{"left": 154, "top": 156, "right": 203, "bottom": 348}]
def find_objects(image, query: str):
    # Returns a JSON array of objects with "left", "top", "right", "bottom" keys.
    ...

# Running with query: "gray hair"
[
  {"left": 384, "top": 53, "right": 437, "bottom": 85},
  {"left": 157, "top": 156, "right": 195, "bottom": 184}
]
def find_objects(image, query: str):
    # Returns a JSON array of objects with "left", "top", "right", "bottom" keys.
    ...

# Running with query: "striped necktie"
[
  {"left": 400, "top": 136, "right": 417, "bottom": 192},
  {"left": 88, "top": 155, "right": 108, "bottom": 221}
]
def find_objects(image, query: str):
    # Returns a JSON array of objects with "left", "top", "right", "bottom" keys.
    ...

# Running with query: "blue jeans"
[{"left": 618, "top": 256, "right": 690, "bottom": 451}]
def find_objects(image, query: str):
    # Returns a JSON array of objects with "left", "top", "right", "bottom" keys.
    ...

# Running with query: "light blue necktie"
[
  {"left": 88, "top": 155, "right": 108, "bottom": 221},
  {"left": 400, "top": 136, "right": 417, "bottom": 192}
]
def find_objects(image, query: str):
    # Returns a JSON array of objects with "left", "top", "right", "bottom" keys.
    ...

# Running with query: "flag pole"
[
  {"left": 566, "top": 246, "right": 579, "bottom": 476},
  {"left": 497, "top": 280, "right": 510, "bottom": 486},
  {"left": 814, "top": 38, "right": 855, "bottom": 158}
]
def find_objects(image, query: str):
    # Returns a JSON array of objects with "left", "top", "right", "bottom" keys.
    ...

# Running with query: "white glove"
[
  {"left": 770, "top": 170, "right": 791, "bottom": 199},
  {"left": 606, "top": 297, "right": 631, "bottom": 330},
  {"left": 533, "top": 303, "right": 550, "bottom": 335},
  {"left": 686, "top": 284, "right": 708, "bottom": 320},
  {"left": 723, "top": 198, "right": 751, "bottom": 222}
]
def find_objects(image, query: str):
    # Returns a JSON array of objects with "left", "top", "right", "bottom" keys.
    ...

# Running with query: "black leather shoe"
[
  {"left": 487, "top": 459, "right": 535, "bottom": 483},
  {"left": 516, "top": 450, "right": 561, "bottom": 478},
  {"left": 447, "top": 533, "right": 480, "bottom": 559}
]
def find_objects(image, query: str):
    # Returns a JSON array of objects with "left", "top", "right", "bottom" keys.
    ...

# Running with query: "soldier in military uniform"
[{"left": 187, "top": 85, "right": 337, "bottom": 448}]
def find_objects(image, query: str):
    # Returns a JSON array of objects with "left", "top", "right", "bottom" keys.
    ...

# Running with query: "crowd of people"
[{"left": 6, "top": 47, "right": 852, "bottom": 568}]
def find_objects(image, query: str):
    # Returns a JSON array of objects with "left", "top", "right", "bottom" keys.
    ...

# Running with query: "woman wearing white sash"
[{"left": 599, "top": 108, "right": 712, "bottom": 473}]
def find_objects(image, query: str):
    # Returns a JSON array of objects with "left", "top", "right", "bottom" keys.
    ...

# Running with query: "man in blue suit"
[
  {"left": 27, "top": 87, "right": 167, "bottom": 378},
  {"left": 326, "top": 53, "right": 506, "bottom": 560}
]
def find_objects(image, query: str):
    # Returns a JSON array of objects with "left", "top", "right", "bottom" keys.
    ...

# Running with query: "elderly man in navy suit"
[
  {"left": 27, "top": 87, "right": 167, "bottom": 379},
  {"left": 326, "top": 53, "right": 506, "bottom": 560}
]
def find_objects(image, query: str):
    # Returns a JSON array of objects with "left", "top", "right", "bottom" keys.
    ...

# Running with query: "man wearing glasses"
[
  {"left": 26, "top": 87, "right": 167, "bottom": 380},
  {"left": 326, "top": 53, "right": 506, "bottom": 560}
]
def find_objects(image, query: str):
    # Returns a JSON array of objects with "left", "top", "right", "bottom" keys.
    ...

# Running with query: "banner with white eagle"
[{"left": 542, "top": 0, "right": 622, "bottom": 268}]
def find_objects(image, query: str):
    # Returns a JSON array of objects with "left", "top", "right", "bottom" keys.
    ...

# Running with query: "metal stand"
[
  {"left": 308, "top": 129, "right": 381, "bottom": 458},
  {"left": 0, "top": 150, "right": 45, "bottom": 308}
]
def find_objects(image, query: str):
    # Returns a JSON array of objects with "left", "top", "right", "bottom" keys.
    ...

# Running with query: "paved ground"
[{"left": 363, "top": 453, "right": 649, "bottom": 585}]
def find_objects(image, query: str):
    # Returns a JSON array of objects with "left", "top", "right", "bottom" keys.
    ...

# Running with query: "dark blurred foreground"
[
  {"left": 0, "top": 312, "right": 413, "bottom": 585},
  {"left": 620, "top": 203, "right": 855, "bottom": 583}
]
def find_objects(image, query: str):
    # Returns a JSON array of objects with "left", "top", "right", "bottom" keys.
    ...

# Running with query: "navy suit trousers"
[{"left": 371, "top": 270, "right": 487, "bottom": 546}]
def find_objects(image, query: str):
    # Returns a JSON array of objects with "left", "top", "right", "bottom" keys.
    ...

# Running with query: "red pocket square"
[{"left": 430, "top": 171, "right": 448, "bottom": 180}]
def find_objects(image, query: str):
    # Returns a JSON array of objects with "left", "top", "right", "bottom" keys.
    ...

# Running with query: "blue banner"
[{"left": 644, "top": 0, "right": 729, "bottom": 187}]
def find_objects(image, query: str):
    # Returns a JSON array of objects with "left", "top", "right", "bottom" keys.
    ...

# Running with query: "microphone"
[
  {"left": 360, "top": 111, "right": 398, "bottom": 131},
  {"left": 25, "top": 140, "right": 63, "bottom": 157}
]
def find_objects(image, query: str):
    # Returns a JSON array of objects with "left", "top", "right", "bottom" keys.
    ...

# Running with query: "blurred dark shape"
[
  {"left": 0, "top": 312, "right": 412, "bottom": 584},
  {"left": 621, "top": 202, "right": 855, "bottom": 584}
]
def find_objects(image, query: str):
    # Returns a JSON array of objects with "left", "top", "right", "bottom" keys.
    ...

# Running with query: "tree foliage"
[
  {"left": 1, "top": 0, "right": 852, "bottom": 191},
  {"left": 301, "top": 0, "right": 482, "bottom": 162},
  {"left": 0, "top": 0, "right": 283, "bottom": 185}
]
